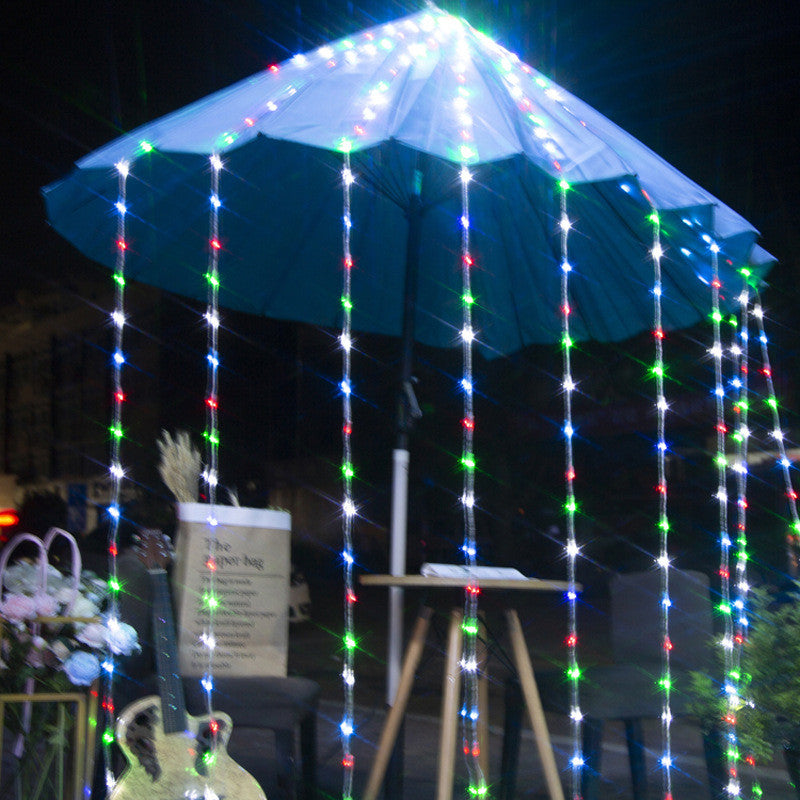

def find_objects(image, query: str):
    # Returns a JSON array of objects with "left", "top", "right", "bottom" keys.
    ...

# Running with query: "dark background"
[
  {"left": 2, "top": 0, "right": 799, "bottom": 580},
  {"left": 3, "top": 0, "right": 798, "bottom": 293}
]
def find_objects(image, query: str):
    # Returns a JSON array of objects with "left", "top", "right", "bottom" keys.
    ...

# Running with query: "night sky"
[{"left": 3, "top": 0, "right": 799, "bottom": 299}]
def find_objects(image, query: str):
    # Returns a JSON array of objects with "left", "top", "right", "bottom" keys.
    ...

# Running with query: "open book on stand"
[{"left": 420, "top": 563, "right": 529, "bottom": 580}]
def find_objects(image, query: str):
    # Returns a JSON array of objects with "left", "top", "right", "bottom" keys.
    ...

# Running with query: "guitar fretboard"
[{"left": 150, "top": 567, "right": 188, "bottom": 734}]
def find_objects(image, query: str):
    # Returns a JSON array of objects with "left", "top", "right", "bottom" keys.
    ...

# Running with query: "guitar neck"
[{"left": 149, "top": 567, "right": 188, "bottom": 734}]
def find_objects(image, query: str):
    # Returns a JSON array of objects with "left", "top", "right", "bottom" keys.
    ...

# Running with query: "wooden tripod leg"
[
  {"left": 364, "top": 606, "right": 434, "bottom": 800},
  {"left": 436, "top": 609, "right": 463, "bottom": 800},
  {"left": 505, "top": 609, "right": 565, "bottom": 800}
]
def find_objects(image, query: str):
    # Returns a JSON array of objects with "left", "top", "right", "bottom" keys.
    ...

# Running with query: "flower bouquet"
[{"left": 0, "top": 528, "right": 139, "bottom": 800}]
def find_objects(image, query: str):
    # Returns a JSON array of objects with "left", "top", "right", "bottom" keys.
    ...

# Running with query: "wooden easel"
[{"left": 360, "top": 575, "right": 569, "bottom": 800}]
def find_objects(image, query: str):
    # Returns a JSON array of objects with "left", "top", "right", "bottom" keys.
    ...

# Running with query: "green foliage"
[
  {"left": 688, "top": 586, "right": 800, "bottom": 760},
  {"left": 746, "top": 587, "right": 800, "bottom": 748}
]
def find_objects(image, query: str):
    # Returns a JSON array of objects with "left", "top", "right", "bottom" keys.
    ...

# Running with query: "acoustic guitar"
[{"left": 109, "top": 529, "right": 267, "bottom": 799}]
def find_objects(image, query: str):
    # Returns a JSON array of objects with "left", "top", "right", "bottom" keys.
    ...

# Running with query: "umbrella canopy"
[{"left": 43, "top": 6, "right": 773, "bottom": 356}]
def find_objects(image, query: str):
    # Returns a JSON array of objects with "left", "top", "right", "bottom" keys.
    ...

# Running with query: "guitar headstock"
[{"left": 134, "top": 528, "right": 173, "bottom": 571}]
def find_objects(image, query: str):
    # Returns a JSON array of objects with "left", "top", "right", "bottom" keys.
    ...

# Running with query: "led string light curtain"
[
  {"left": 458, "top": 160, "right": 484, "bottom": 800},
  {"left": 708, "top": 244, "right": 740, "bottom": 797},
  {"left": 649, "top": 208, "right": 674, "bottom": 799},
  {"left": 728, "top": 276, "right": 761, "bottom": 799},
  {"left": 199, "top": 153, "right": 224, "bottom": 767},
  {"left": 751, "top": 293, "right": 800, "bottom": 543},
  {"left": 558, "top": 178, "right": 584, "bottom": 800},
  {"left": 749, "top": 294, "right": 800, "bottom": 790},
  {"left": 101, "top": 158, "right": 130, "bottom": 793},
  {"left": 447, "top": 21, "right": 485, "bottom": 797},
  {"left": 340, "top": 150, "right": 357, "bottom": 800},
  {"left": 41, "top": 10, "right": 784, "bottom": 800}
]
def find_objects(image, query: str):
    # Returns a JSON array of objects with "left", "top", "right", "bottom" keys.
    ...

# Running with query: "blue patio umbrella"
[
  {"left": 43, "top": 4, "right": 773, "bottom": 716},
  {"left": 43, "top": 8, "right": 772, "bottom": 354}
]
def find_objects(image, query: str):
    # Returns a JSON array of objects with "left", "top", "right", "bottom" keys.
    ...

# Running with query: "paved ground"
[{"left": 227, "top": 579, "right": 795, "bottom": 800}]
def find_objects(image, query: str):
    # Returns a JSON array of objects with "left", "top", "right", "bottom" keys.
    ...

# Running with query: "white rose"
[
  {"left": 70, "top": 596, "right": 99, "bottom": 619},
  {"left": 54, "top": 586, "right": 75, "bottom": 604},
  {"left": 3, "top": 563, "right": 40, "bottom": 595},
  {"left": 76, "top": 622, "right": 107, "bottom": 649},
  {"left": 0, "top": 593, "right": 38, "bottom": 622},
  {"left": 33, "top": 592, "right": 59, "bottom": 616},
  {"left": 105, "top": 620, "right": 140, "bottom": 656}
]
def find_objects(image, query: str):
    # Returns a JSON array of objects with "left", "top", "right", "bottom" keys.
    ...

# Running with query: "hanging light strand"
[
  {"left": 737, "top": 283, "right": 800, "bottom": 800},
  {"left": 730, "top": 277, "right": 756, "bottom": 798},
  {"left": 101, "top": 159, "right": 130, "bottom": 793},
  {"left": 559, "top": 179, "right": 583, "bottom": 798},
  {"left": 201, "top": 153, "right": 223, "bottom": 762},
  {"left": 708, "top": 245, "right": 739, "bottom": 797},
  {"left": 650, "top": 210, "right": 673, "bottom": 799},
  {"left": 731, "top": 283, "right": 751, "bottom": 636},
  {"left": 340, "top": 153, "right": 357, "bottom": 800},
  {"left": 458, "top": 162, "right": 484, "bottom": 799},
  {"left": 751, "top": 291, "right": 800, "bottom": 562}
]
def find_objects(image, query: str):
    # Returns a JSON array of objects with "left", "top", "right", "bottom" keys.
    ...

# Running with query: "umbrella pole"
[
  {"left": 388, "top": 169, "right": 424, "bottom": 700},
  {"left": 388, "top": 447, "right": 410, "bottom": 702},
  {"left": 385, "top": 168, "right": 424, "bottom": 798}
]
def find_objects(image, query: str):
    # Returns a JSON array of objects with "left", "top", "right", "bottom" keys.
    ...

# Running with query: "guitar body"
[{"left": 110, "top": 694, "right": 267, "bottom": 800}]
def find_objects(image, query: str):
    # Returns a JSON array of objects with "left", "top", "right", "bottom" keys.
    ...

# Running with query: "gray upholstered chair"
[{"left": 538, "top": 569, "right": 716, "bottom": 800}]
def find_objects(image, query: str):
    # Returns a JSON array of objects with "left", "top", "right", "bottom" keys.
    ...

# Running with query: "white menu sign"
[{"left": 172, "top": 503, "right": 291, "bottom": 677}]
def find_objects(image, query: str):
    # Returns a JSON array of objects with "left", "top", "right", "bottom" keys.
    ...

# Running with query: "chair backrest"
[{"left": 610, "top": 569, "right": 713, "bottom": 670}]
